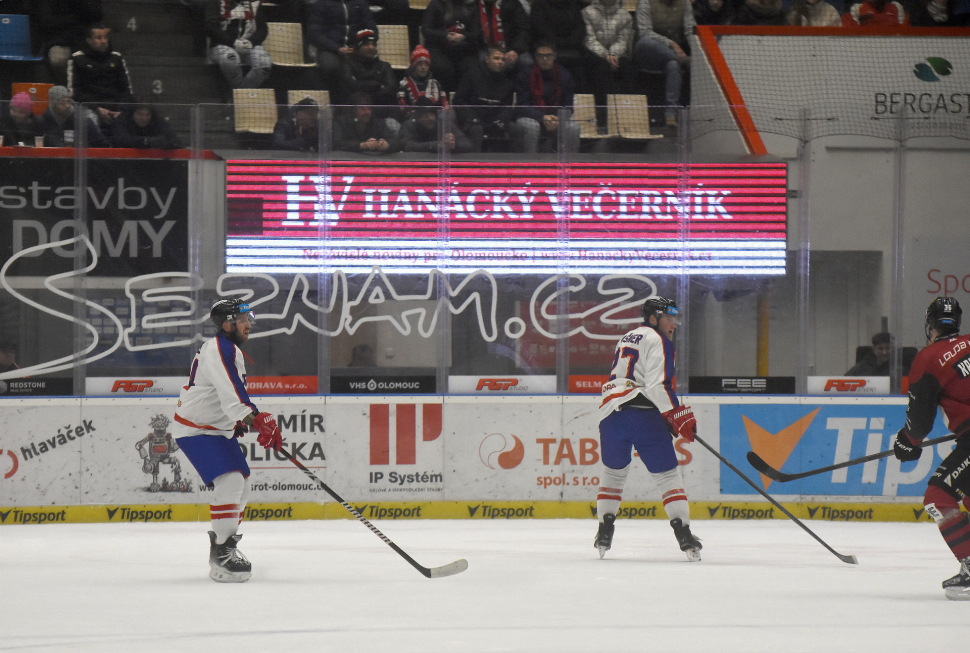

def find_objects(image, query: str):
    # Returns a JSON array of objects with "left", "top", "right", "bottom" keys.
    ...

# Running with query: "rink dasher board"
[
  {"left": 0, "top": 394, "right": 943, "bottom": 512},
  {"left": 0, "top": 500, "right": 938, "bottom": 525}
]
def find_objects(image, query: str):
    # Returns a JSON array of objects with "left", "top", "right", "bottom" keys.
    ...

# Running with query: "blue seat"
[{"left": 0, "top": 15, "right": 43, "bottom": 61}]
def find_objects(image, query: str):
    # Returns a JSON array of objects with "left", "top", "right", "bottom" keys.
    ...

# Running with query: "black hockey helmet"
[
  {"left": 210, "top": 298, "right": 254, "bottom": 329},
  {"left": 642, "top": 296, "right": 680, "bottom": 324},
  {"left": 925, "top": 296, "right": 961, "bottom": 340}
]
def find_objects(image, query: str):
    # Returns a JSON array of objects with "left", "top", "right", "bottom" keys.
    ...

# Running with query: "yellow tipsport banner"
[{"left": 0, "top": 501, "right": 938, "bottom": 525}]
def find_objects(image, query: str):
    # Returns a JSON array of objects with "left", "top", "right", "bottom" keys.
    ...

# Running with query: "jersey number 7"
[{"left": 608, "top": 347, "right": 639, "bottom": 382}]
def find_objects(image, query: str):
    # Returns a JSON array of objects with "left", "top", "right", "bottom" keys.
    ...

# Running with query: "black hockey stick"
[
  {"left": 746, "top": 433, "right": 957, "bottom": 483},
  {"left": 279, "top": 447, "right": 468, "bottom": 578},
  {"left": 694, "top": 434, "right": 858, "bottom": 565}
]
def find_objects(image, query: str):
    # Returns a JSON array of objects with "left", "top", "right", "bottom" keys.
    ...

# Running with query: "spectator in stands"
[
  {"left": 788, "top": 0, "right": 843, "bottom": 25},
  {"left": 693, "top": 0, "right": 735, "bottom": 25},
  {"left": 333, "top": 91, "right": 400, "bottom": 153},
  {"left": 733, "top": 0, "right": 787, "bottom": 24},
  {"left": 0, "top": 343, "right": 19, "bottom": 374},
  {"left": 845, "top": 332, "right": 911, "bottom": 376},
  {"left": 453, "top": 44, "right": 519, "bottom": 151},
  {"left": 400, "top": 97, "right": 476, "bottom": 153},
  {"left": 67, "top": 23, "right": 133, "bottom": 127},
  {"left": 0, "top": 92, "right": 43, "bottom": 147},
  {"left": 271, "top": 98, "right": 321, "bottom": 151},
  {"left": 422, "top": 0, "right": 483, "bottom": 89},
  {"left": 633, "top": 0, "right": 695, "bottom": 128},
  {"left": 474, "top": 0, "right": 533, "bottom": 70},
  {"left": 909, "top": 0, "right": 962, "bottom": 25},
  {"left": 111, "top": 103, "right": 183, "bottom": 149},
  {"left": 341, "top": 29, "right": 397, "bottom": 123},
  {"left": 39, "top": 85, "right": 108, "bottom": 147},
  {"left": 205, "top": 0, "right": 272, "bottom": 90},
  {"left": 397, "top": 46, "right": 450, "bottom": 121},
  {"left": 30, "top": 0, "right": 103, "bottom": 84},
  {"left": 582, "top": 0, "right": 633, "bottom": 134},
  {"left": 308, "top": 0, "right": 377, "bottom": 92},
  {"left": 514, "top": 42, "right": 580, "bottom": 153},
  {"left": 842, "top": 0, "right": 909, "bottom": 24},
  {"left": 529, "top": 0, "right": 588, "bottom": 86}
]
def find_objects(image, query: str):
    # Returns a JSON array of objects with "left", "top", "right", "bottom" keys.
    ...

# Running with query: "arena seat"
[
  {"left": 233, "top": 88, "right": 278, "bottom": 134},
  {"left": 573, "top": 94, "right": 616, "bottom": 139},
  {"left": 0, "top": 15, "right": 43, "bottom": 61},
  {"left": 380, "top": 25, "right": 412, "bottom": 70},
  {"left": 10, "top": 83, "right": 53, "bottom": 115},
  {"left": 264, "top": 22, "right": 316, "bottom": 67},
  {"left": 610, "top": 94, "right": 663, "bottom": 140}
]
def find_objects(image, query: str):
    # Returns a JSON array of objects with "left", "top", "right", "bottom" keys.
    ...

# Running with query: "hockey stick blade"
[
  {"left": 695, "top": 434, "right": 857, "bottom": 565},
  {"left": 746, "top": 433, "right": 958, "bottom": 483},
  {"left": 279, "top": 447, "right": 468, "bottom": 579}
]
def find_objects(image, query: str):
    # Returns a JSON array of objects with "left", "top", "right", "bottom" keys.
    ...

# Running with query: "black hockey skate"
[
  {"left": 208, "top": 531, "right": 252, "bottom": 583},
  {"left": 594, "top": 514, "right": 616, "bottom": 559},
  {"left": 942, "top": 558, "right": 970, "bottom": 601},
  {"left": 670, "top": 518, "right": 702, "bottom": 562}
]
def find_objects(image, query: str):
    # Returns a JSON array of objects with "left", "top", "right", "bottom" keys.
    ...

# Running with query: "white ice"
[{"left": 2, "top": 519, "right": 967, "bottom": 652}]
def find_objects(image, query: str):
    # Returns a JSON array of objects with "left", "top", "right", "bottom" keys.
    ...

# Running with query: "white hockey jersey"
[
  {"left": 174, "top": 333, "right": 258, "bottom": 437},
  {"left": 598, "top": 325, "right": 680, "bottom": 419}
]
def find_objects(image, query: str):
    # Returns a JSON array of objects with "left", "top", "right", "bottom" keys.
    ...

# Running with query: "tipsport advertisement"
[{"left": 719, "top": 402, "right": 955, "bottom": 498}]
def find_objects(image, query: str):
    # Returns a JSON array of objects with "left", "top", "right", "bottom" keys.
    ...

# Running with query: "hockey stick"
[
  {"left": 694, "top": 434, "right": 858, "bottom": 565},
  {"left": 746, "top": 433, "right": 958, "bottom": 483},
  {"left": 279, "top": 447, "right": 468, "bottom": 578}
]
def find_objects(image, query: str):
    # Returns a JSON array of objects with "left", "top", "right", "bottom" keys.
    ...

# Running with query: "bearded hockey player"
[
  {"left": 173, "top": 298, "right": 283, "bottom": 582},
  {"left": 594, "top": 296, "right": 701, "bottom": 561},
  {"left": 893, "top": 297, "right": 970, "bottom": 601}
]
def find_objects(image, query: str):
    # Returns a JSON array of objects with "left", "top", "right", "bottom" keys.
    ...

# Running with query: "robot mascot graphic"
[{"left": 136, "top": 414, "right": 192, "bottom": 492}]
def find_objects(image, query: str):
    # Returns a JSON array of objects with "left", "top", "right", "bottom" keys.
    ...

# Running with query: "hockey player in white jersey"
[
  {"left": 174, "top": 298, "right": 283, "bottom": 582},
  {"left": 594, "top": 296, "right": 702, "bottom": 561}
]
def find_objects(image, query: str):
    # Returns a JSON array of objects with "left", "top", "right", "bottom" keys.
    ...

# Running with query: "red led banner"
[{"left": 225, "top": 160, "right": 787, "bottom": 275}]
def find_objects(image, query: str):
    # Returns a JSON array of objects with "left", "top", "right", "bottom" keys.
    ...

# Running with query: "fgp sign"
[{"left": 719, "top": 403, "right": 955, "bottom": 497}]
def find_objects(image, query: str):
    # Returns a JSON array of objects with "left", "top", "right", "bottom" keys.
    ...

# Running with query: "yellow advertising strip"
[{"left": 0, "top": 501, "right": 940, "bottom": 525}]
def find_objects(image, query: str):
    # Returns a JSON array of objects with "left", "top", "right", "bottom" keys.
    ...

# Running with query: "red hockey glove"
[
  {"left": 892, "top": 428, "right": 921, "bottom": 462},
  {"left": 662, "top": 405, "right": 697, "bottom": 443},
  {"left": 232, "top": 421, "right": 247, "bottom": 438},
  {"left": 252, "top": 412, "right": 283, "bottom": 451}
]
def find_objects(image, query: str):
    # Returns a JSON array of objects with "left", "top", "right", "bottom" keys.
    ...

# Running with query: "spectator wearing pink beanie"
[{"left": 1, "top": 92, "right": 43, "bottom": 147}]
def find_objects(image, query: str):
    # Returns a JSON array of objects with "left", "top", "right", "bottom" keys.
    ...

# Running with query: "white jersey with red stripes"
[
  {"left": 598, "top": 324, "right": 679, "bottom": 419},
  {"left": 174, "top": 333, "right": 258, "bottom": 437}
]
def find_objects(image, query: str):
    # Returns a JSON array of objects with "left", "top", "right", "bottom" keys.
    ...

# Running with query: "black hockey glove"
[{"left": 893, "top": 429, "right": 922, "bottom": 462}]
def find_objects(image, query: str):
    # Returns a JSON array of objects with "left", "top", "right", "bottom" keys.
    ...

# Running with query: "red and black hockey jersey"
[{"left": 903, "top": 332, "right": 970, "bottom": 443}]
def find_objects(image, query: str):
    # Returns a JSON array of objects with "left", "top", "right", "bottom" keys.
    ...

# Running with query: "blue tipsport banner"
[{"left": 719, "top": 404, "right": 956, "bottom": 497}]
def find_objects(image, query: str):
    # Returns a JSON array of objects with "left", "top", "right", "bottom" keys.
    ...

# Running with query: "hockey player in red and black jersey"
[
  {"left": 594, "top": 296, "right": 702, "bottom": 561},
  {"left": 174, "top": 299, "right": 283, "bottom": 582},
  {"left": 893, "top": 297, "right": 970, "bottom": 600}
]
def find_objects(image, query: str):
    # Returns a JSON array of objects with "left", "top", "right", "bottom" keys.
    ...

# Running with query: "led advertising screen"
[{"left": 225, "top": 160, "right": 787, "bottom": 275}]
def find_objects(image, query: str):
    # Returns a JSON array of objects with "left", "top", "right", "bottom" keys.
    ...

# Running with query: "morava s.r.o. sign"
[{"left": 0, "top": 157, "right": 188, "bottom": 277}]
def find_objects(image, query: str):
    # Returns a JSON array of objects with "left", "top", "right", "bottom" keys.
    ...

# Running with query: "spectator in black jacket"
[
  {"left": 0, "top": 92, "right": 43, "bottom": 147},
  {"left": 333, "top": 92, "right": 400, "bottom": 154},
  {"left": 400, "top": 97, "right": 475, "bottom": 153},
  {"left": 205, "top": 0, "right": 272, "bottom": 89},
  {"left": 271, "top": 98, "right": 320, "bottom": 151},
  {"left": 693, "top": 0, "right": 735, "bottom": 24},
  {"left": 473, "top": 0, "right": 533, "bottom": 69},
  {"left": 67, "top": 23, "right": 133, "bottom": 127},
  {"left": 514, "top": 42, "right": 580, "bottom": 152},
  {"left": 528, "top": 0, "right": 587, "bottom": 86},
  {"left": 421, "top": 0, "right": 482, "bottom": 89},
  {"left": 453, "top": 44, "right": 519, "bottom": 151},
  {"left": 40, "top": 85, "right": 108, "bottom": 147},
  {"left": 111, "top": 103, "right": 182, "bottom": 149},
  {"left": 308, "top": 0, "right": 378, "bottom": 92},
  {"left": 30, "top": 0, "right": 103, "bottom": 84},
  {"left": 340, "top": 29, "right": 397, "bottom": 111}
]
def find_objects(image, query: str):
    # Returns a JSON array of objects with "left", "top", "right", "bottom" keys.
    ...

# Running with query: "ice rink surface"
[{"left": 2, "top": 519, "right": 968, "bottom": 652}]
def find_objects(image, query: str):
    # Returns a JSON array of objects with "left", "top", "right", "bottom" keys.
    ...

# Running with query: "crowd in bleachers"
[{"left": 2, "top": 0, "right": 968, "bottom": 152}]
